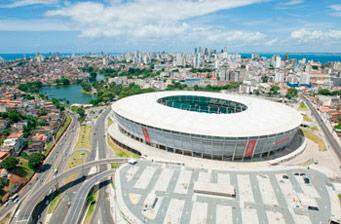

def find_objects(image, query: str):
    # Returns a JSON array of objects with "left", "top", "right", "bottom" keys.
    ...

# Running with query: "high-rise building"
[
  {"left": 272, "top": 55, "right": 281, "bottom": 68},
  {"left": 176, "top": 53, "right": 184, "bottom": 66},
  {"left": 218, "top": 65, "right": 229, "bottom": 81}
]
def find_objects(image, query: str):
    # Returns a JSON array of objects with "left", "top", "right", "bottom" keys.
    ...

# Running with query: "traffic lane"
[
  {"left": 302, "top": 96, "right": 341, "bottom": 160},
  {"left": 0, "top": 113, "right": 77, "bottom": 219},
  {"left": 14, "top": 158, "right": 127, "bottom": 222},
  {"left": 62, "top": 170, "right": 116, "bottom": 224}
]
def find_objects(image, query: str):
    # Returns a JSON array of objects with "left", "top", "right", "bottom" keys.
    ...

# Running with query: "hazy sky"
[{"left": 0, "top": 0, "right": 340, "bottom": 53}]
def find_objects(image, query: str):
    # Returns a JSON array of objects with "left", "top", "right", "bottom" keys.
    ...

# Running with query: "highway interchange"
[{"left": 0, "top": 107, "right": 124, "bottom": 224}]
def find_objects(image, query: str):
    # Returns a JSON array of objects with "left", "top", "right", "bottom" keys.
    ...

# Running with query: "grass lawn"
[
  {"left": 303, "top": 115, "right": 313, "bottom": 122},
  {"left": 107, "top": 136, "right": 139, "bottom": 158},
  {"left": 64, "top": 151, "right": 88, "bottom": 183},
  {"left": 14, "top": 157, "right": 34, "bottom": 180},
  {"left": 111, "top": 163, "right": 121, "bottom": 169},
  {"left": 298, "top": 102, "right": 308, "bottom": 111},
  {"left": 108, "top": 117, "right": 113, "bottom": 126},
  {"left": 45, "top": 114, "right": 72, "bottom": 155},
  {"left": 47, "top": 191, "right": 63, "bottom": 214},
  {"left": 84, "top": 191, "right": 98, "bottom": 224},
  {"left": 75, "top": 125, "right": 92, "bottom": 149},
  {"left": 301, "top": 159, "right": 314, "bottom": 166},
  {"left": 0, "top": 212, "right": 11, "bottom": 224},
  {"left": 56, "top": 115, "right": 72, "bottom": 140},
  {"left": 302, "top": 128, "right": 326, "bottom": 151},
  {"left": 65, "top": 151, "right": 88, "bottom": 170},
  {"left": 310, "top": 126, "right": 319, "bottom": 131}
]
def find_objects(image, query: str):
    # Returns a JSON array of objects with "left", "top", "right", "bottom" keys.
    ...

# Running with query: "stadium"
[{"left": 109, "top": 91, "right": 303, "bottom": 161}]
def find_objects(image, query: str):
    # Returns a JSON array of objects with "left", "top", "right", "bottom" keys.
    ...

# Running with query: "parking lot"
[{"left": 116, "top": 160, "right": 338, "bottom": 224}]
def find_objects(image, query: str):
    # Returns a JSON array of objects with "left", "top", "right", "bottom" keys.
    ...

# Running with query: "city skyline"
[{"left": 0, "top": 0, "right": 341, "bottom": 53}]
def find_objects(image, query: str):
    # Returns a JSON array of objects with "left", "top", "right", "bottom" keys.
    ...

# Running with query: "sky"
[{"left": 0, "top": 0, "right": 340, "bottom": 53}]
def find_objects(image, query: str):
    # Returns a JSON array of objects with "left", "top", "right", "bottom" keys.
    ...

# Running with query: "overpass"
[
  {"left": 12, "top": 157, "right": 127, "bottom": 224},
  {"left": 63, "top": 169, "right": 117, "bottom": 224}
]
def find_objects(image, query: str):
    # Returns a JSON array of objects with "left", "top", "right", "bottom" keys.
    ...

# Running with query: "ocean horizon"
[{"left": 1, "top": 52, "right": 341, "bottom": 64}]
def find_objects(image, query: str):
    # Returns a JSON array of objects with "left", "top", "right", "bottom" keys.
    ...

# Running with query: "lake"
[
  {"left": 40, "top": 85, "right": 94, "bottom": 104},
  {"left": 39, "top": 74, "right": 105, "bottom": 104}
]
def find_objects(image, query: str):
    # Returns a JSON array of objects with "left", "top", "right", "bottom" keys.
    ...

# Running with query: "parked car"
[
  {"left": 304, "top": 177, "right": 310, "bottom": 184},
  {"left": 128, "top": 158, "right": 137, "bottom": 165},
  {"left": 282, "top": 175, "right": 289, "bottom": 179}
]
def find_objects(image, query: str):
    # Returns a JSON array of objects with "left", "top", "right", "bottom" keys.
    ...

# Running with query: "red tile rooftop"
[
  {"left": 0, "top": 152, "right": 9, "bottom": 160},
  {"left": 7, "top": 132, "right": 23, "bottom": 139},
  {"left": 0, "top": 99, "right": 21, "bottom": 104},
  {"left": 32, "top": 133, "right": 47, "bottom": 142}
]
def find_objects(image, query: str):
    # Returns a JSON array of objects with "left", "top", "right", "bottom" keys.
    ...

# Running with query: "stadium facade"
[{"left": 110, "top": 91, "right": 302, "bottom": 161}]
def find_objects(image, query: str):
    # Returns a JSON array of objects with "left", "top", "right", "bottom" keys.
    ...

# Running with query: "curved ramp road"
[
  {"left": 12, "top": 158, "right": 127, "bottom": 224},
  {"left": 63, "top": 169, "right": 116, "bottom": 224}
]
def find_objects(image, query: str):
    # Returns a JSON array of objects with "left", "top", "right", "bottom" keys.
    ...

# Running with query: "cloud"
[
  {"left": 45, "top": 0, "right": 266, "bottom": 44},
  {"left": 290, "top": 29, "right": 341, "bottom": 42},
  {"left": 329, "top": 4, "right": 341, "bottom": 17},
  {"left": 0, "top": 0, "right": 57, "bottom": 8},
  {"left": 280, "top": 0, "right": 304, "bottom": 6},
  {"left": 264, "top": 38, "right": 278, "bottom": 46}
]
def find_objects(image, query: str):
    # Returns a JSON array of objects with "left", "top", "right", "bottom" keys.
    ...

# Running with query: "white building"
[{"left": 274, "top": 72, "right": 285, "bottom": 83}]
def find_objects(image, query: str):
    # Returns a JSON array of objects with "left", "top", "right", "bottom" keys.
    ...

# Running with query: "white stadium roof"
[{"left": 111, "top": 91, "right": 302, "bottom": 138}]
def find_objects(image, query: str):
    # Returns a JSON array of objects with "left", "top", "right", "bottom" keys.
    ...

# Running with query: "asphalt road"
[
  {"left": 61, "top": 107, "right": 115, "bottom": 224},
  {"left": 90, "top": 107, "right": 116, "bottom": 224},
  {"left": 7, "top": 107, "right": 119, "bottom": 224},
  {"left": 0, "top": 112, "right": 78, "bottom": 221},
  {"left": 11, "top": 158, "right": 127, "bottom": 224},
  {"left": 62, "top": 169, "right": 117, "bottom": 224},
  {"left": 44, "top": 108, "right": 106, "bottom": 224},
  {"left": 302, "top": 95, "right": 341, "bottom": 161}
]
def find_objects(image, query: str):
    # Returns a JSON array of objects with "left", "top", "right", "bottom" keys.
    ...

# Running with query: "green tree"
[
  {"left": 0, "top": 177, "right": 9, "bottom": 190},
  {"left": 18, "top": 81, "right": 43, "bottom": 93},
  {"left": 89, "top": 72, "right": 97, "bottom": 82},
  {"left": 81, "top": 81, "right": 92, "bottom": 92},
  {"left": 23, "top": 115, "right": 38, "bottom": 137},
  {"left": 56, "top": 76, "right": 71, "bottom": 86},
  {"left": 286, "top": 88, "right": 298, "bottom": 99},
  {"left": 37, "top": 107, "right": 48, "bottom": 116},
  {"left": 0, "top": 110, "right": 24, "bottom": 123},
  {"left": 71, "top": 106, "right": 86, "bottom": 120},
  {"left": 76, "top": 107, "right": 86, "bottom": 119},
  {"left": 0, "top": 156, "right": 19, "bottom": 172},
  {"left": 269, "top": 85, "right": 280, "bottom": 96},
  {"left": 261, "top": 76, "right": 269, "bottom": 83},
  {"left": 28, "top": 153, "right": 45, "bottom": 170},
  {"left": 51, "top": 98, "right": 65, "bottom": 111}
]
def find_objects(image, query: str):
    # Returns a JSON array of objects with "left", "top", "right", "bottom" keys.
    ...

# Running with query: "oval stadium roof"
[{"left": 111, "top": 91, "right": 302, "bottom": 138}]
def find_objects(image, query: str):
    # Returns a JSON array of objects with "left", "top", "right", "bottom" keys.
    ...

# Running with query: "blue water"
[
  {"left": 40, "top": 74, "right": 105, "bottom": 104},
  {"left": 0, "top": 53, "right": 120, "bottom": 61},
  {"left": 240, "top": 53, "right": 341, "bottom": 64},
  {"left": 40, "top": 85, "right": 94, "bottom": 104},
  {"left": 0, "top": 53, "right": 74, "bottom": 61}
]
